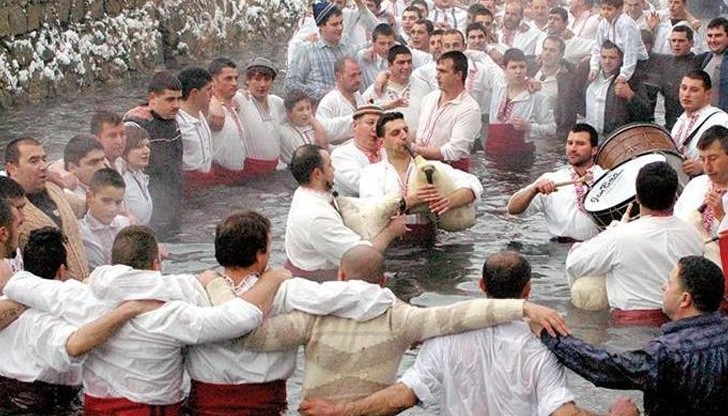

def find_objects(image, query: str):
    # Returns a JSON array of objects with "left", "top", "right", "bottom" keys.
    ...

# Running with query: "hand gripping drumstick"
[{"left": 553, "top": 172, "right": 594, "bottom": 188}]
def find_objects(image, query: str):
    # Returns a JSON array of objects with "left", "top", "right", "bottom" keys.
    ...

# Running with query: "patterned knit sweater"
[
  {"left": 19, "top": 183, "right": 89, "bottom": 279},
  {"left": 207, "top": 279, "right": 524, "bottom": 403}
]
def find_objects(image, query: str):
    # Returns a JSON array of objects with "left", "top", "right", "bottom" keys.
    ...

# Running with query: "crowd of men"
[{"left": 1, "top": 0, "right": 728, "bottom": 415}]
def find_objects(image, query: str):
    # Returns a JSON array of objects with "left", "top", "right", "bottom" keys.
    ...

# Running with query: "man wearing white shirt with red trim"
[
  {"left": 360, "top": 112, "right": 482, "bottom": 242},
  {"left": 331, "top": 105, "right": 386, "bottom": 196},
  {"left": 235, "top": 57, "right": 287, "bottom": 176},
  {"left": 413, "top": 50, "right": 482, "bottom": 172},
  {"left": 507, "top": 123, "right": 604, "bottom": 242},
  {"left": 566, "top": 162, "right": 703, "bottom": 325},
  {"left": 176, "top": 66, "right": 215, "bottom": 193},
  {"left": 671, "top": 70, "right": 728, "bottom": 176}
]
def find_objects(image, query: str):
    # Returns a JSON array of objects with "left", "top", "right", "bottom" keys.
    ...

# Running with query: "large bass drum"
[
  {"left": 595, "top": 122, "right": 689, "bottom": 188},
  {"left": 584, "top": 153, "right": 664, "bottom": 229}
]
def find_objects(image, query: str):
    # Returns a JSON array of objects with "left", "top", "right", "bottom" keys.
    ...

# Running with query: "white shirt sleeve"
[
  {"left": 140, "top": 298, "right": 263, "bottom": 345},
  {"left": 565, "top": 228, "right": 619, "bottom": 285},
  {"left": 331, "top": 146, "right": 363, "bottom": 196},
  {"left": 271, "top": 278, "right": 396, "bottom": 320},
  {"left": 399, "top": 338, "right": 445, "bottom": 407},
  {"left": 311, "top": 212, "right": 368, "bottom": 265},
  {"left": 25, "top": 310, "right": 81, "bottom": 372},
  {"left": 533, "top": 349, "right": 576, "bottom": 416}
]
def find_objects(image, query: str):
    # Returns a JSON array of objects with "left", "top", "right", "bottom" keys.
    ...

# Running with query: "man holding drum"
[
  {"left": 507, "top": 123, "right": 604, "bottom": 242},
  {"left": 671, "top": 70, "right": 728, "bottom": 177},
  {"left": 565, "top": 161, "right": 703, "bottom": 326}
]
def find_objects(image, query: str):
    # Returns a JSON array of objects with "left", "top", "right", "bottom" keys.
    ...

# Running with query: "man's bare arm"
[
  {"left": 65, "top": 300, "right": 163, "bottom": 357},
  {"left": 0, "top": 299, "right": 26, "bottom": 330},
  {"left": 298, "top": 382, "right": 417, "bottom": 416}
]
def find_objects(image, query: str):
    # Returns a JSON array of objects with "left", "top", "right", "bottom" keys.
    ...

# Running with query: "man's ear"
[
  {"left": 5, "top": 162, "right": 18, "bottom": 177},
  {"left": 478, "top": 278, "right": 486, "bottom": 294},
  {"left": 337, "top": 269, "right": 346, "bottom": 281},
  {"left": 55, "top": 264, "right": 69, "bottom": 281},
  {"left": 151, "top": 256, "right": 161, "bottom": 272}
]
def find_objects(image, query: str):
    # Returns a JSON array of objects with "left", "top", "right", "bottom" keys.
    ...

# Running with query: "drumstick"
[
  {"left": 554, "top": 172, "right": 593, "bottom": 188},
  {"left": 621, "top": 202, "right": 635, "bottom": 223},
  {"left": 706, "top": 236, "right": 720, "bottom": 244}
]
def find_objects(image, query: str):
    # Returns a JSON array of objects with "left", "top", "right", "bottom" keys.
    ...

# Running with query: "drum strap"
[{"left": 681, "top": 111, "right": 721, "bottom": 149}]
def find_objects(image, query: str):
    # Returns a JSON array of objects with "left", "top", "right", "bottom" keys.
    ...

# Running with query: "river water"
[{"left": 0, "top": 41, "right": 655, "bottom": 415}]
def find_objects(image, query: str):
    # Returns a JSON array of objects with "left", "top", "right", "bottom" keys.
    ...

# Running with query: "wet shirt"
[{"left": 541, "top": 313, "right": 728, "bottom": 416}]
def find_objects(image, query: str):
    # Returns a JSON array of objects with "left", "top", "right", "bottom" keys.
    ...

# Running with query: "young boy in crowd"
[
  {"left": 589, "top": 0, "right": 648, "bottom": 83},
  {"left": 278, "top": 90, "right": 328, "bottom": 166},
  {"left": 79, "top": 168, "right": 130, "bottom": 270},
  {"left": 63, "top": 134, "right": 107, "bottom": 201}
]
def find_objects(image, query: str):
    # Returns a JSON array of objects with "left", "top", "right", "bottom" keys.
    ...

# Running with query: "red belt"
[
  {"left": 211, "top": 163, "right": 246, "bottom": 186},
  {"left": 183, "top": 169, "right": 218, "bottom": 195},
  {"left": 448, "top": 157, "right": 470, "bottom": 172},
  {"left": 242, "top": 157, "right": 278, "bottom": 177},
  {"left": 187, "top": 379, "right": 287, "bottom": 416},
  {"left": 84, "top": 394, "right": 183, "bottom": 416},
  {"left": 485, "top": 123, "right": 534, "bottom": 155},
  {"left": 610, "top": 309, "right": 670, "bottom": 327},
  {"left": 0, "top": 376, "right": 79, "bottom": 413},
  {"left": 283, "top": 259, "right": 338, "bottom": 282}
]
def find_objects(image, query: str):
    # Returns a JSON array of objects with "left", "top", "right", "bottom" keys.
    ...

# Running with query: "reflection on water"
[{"left": 0, "top": 41, "right": 654, "bottom": 414}]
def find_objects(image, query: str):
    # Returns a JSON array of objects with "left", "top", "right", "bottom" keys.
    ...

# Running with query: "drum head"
[{"left": 584, "top": 153, "right": 666, "bottom": 213}]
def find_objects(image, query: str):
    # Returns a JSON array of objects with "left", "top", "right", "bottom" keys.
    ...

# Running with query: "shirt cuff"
[{"left": 400, "top": 369, "right": 437, "bottom": 407}]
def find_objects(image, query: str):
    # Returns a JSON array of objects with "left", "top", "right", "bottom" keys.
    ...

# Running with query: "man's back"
[
  {"left": 240, "top": 298, "right": 524, "bottom": 403},
  {"left": 566, "top": 216, "right": 704, "bottom": 310},
  {"left": 400, "top": 321, "right": 573, "bottom": 416}
]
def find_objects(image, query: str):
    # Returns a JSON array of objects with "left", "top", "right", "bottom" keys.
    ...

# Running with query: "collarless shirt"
[
  {"left": 519, "top": 165, "right": 605, "bottom": 241},
  {"left": 670, "top": 105, "right": 728, "bottom": 160},
  {"left": 416, "top": 90, "right": 482, "bottom": 161},
  {"left": 285, "top": 187, "right": 369, "bottom": 272},
  {"left": 176, "top": 108, "right": 213, "bottom": 173},
  {"left": 79, "top": 213, "right": 131, "bottom": 270},
  {"left": 401, "top": 320, "right": 574, "bottom": 416},
  {"left": 331, "top": 140, "right": 387, "bottom": 197},
  {"left": 565, "top": 216, "right": 704, "bottom": 310},
  {"left": 235, "top": 92, "right": 286, "bottom": 161},
  {"left": 316, "top": 89, "right": 364, "bottom": 144}
]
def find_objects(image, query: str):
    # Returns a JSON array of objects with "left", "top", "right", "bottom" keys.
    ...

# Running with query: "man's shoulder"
[{"left": 124, "top": 105, "right": 153, "bottom": 122}]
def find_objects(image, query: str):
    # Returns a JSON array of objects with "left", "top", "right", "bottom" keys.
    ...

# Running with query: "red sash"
[
  {"left": 717, "top": 235, "right": 728, "bottom": 315},
  {"left": 211, "top": 163, "right": 247, "bottom": 186},
  {"left": 448, "top": 158, "right": 470, "bottom": 172},
  {"left": 83, "top": 394, "right": 183, "bottom": 416},
  {"left": 183, "top": 170, "right": 218, "bottom": 195},
  {"left": 610, "top": 309, "right": 670, "bottom": 327},
  {"left": 242, "top": 158, "right": 279, "bottom": 177},
  {"left": 283, "top": 259, "right": 338, "bottom": 282},
  {"left": 485, "top": 123, "right": 534, "bottom": 155},
  {"left": 187, "top": 379, "right": 287, "bottom": 416}
]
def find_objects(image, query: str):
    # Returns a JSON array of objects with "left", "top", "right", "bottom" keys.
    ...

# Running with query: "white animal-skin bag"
[
  {"left": 335, "top": 193, "right": 401, "bottom": 239},
  {"left": 407, "top": 155, "right": 476, "bottom": 232}
]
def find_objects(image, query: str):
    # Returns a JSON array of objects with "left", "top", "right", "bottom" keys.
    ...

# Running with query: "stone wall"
[{"left": 0, "top": 0, "right": 306, "bottom": 109}]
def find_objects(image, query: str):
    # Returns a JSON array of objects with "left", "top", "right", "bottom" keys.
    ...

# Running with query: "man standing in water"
[
  {"left": 285, "top": 144, "right": 406, "bottom": 280},
  {"left": 124, "top": 71, "right": 183, "bottom": 237},
  {"left": 507, "top": 123, "right": 604, "bottom": 242}
]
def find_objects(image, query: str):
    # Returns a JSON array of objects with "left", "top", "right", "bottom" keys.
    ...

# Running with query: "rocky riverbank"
[{"left": 0, "top": 0, "right": 306, "bottom": 109}]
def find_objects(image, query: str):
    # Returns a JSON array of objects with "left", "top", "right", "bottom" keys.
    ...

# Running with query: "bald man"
[{"left": 210, "top": 246, "right": 568, "bottom": 404}]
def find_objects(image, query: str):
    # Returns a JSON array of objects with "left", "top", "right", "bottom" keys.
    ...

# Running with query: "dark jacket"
[{"left": 700, "top": 49, "right": 728, "bottom": 112}]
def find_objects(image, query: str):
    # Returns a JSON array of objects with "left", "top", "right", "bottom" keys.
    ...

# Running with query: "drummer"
[
  {"left": 566, "top": 161, "right": 703, "bottom": 326},
  {"left": 507, "top": 123, "right": 604, "bottom": 242},
  {"left": 671, "top": 70, "right": 728, "bottom": 177}
]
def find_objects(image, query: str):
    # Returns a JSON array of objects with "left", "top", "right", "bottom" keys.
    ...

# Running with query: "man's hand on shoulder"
[
  {"left": 608, "top": 396, "right": 640, "bottom": 416},
  {"left": 299, "top": 398, "right": 351, "bottom": 416},
  {"left": 524, "top": 301, "right": 569, "bottom": 337}
]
